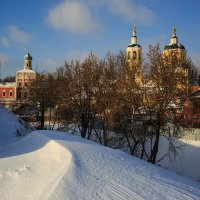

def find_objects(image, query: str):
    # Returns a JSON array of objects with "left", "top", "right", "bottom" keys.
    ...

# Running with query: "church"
[
  {"left": 125, "top": 24, "right": 187, "bottom": 87},
  {"left": 0, "top": 52, "right": 36, "bottom": 106}
]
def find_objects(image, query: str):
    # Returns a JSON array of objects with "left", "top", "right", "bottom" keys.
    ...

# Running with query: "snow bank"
[
  {"left": 0, "top": 132, "right": 71, "bottom": 200},
  {"left": 158, "top": 137, "right": 200, "bottom": 181},
  {"left": 0, "top": 106, "right": 33, "bottom": 149},
  {"left": 0, "top": 130, "right": 200, "bottom": 200}
]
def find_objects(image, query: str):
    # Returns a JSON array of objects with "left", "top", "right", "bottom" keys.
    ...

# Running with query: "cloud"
[
  {"left": 7, "top": 25, "right": 29, "bottom": 44},
  {"left": 0, "top": 38, "right": 10, "bottom": 48},
  {"left": 0, "top": 53, "right": 8, "bottom": 64},
  {"left": 47, "top": 0, "right": 101, "bottom": 33},
  {"left": 105, "top": 0, "right": 157, "bottom": 25}
]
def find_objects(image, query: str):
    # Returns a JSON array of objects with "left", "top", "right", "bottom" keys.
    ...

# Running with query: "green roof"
[
  {"left": 164, "top": 43, "right": 185, "bottom": 50},
  {"left": 128, "top": 44, "right": 141, "bottom": 48}
]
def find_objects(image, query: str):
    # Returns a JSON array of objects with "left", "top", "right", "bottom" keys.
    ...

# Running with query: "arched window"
[
  {"left": 2, "top": 90, "right": 6, "bottom": 97},
  {"left": 10, "top": 91, "right": 13, "bottom": 97},
  {"left": 133, "top": 51, "right": 137, "bottom": 60},
  {"left": 128, "top": 52, "right": 131, "bottom": 60}
]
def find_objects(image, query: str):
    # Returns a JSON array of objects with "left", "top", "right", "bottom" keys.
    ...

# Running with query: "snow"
[
  {"left": 0, "top": 82, "right": 16, "bottom": 87},
  {"left": 0, "top": 130, "right": 200, "bottom": 200},
  {"left": 0, "top": 107, "right": 200, "bottom": 199},
  {"left": 158, "top": 137, "right": 200, "bottom": 181},
  {"left": 17, "top": 69, "right": 36, "bottom": 73},
  {"left": 0, "top": 106, "right": 33, "bottom": 149}
]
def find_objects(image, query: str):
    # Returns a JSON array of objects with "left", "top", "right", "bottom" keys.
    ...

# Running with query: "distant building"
[
  {"left": 183, "top": 89, "right": 200, "bottom": 128},
  {"left": 0, "top": 51, "right": 36, "bottom": 106},
  {"left": 0, "top": 82, "right": 17, "bottom": 103},
  {"left": 16, "top": 52, "right": 36, "bottom": 100}
]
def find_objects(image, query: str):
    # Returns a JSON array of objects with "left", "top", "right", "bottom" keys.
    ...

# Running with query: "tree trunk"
[
  {"left": 40, "top": 98, "right": 45, "bottom": 130},
  {"left": 149, "top": 113, "right": 161, "bottom": 164}
]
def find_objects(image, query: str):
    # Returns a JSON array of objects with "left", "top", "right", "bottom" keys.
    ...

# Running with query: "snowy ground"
[
  {"left": 1, "top": 107, "right": 200, "bottom": 199},
  {"left": 0, "top": 106, "right": 33, "bottom": 149},
  {"left": 158, "top": 137, "right": 200, "bottom": 181},
  {"left": 0, "top": 130, "right": 200, "bottom": 200}
]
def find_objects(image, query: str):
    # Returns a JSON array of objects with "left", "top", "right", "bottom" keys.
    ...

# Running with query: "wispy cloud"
[
  {"left": 7, "top": 25, "right": 29, "bottom": 44},
  {"left": 0, "top": 25, "right": 30, "bottom": 48},
  {"left": 105, "top": 0, "right": 157, "bottom": 25},
  {"left": 0, "top": 38, "right": 10, "bottom": 48},
  {"left": 0, "top": 53, "right": 8, "bottom": 64},
  {"left": 87, "top": 0, "right": 157, "bottom": 25},
  {"left": 47, "top": 0, "right": 101, "bottom": 33}
]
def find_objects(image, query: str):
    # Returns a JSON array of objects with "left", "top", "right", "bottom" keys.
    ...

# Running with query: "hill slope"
[
  {"left": 0, "top": 106, "right": 33, "bottom": 149},
  {"left": 0, "top": 130, "right": 200, "bottom": 200}
]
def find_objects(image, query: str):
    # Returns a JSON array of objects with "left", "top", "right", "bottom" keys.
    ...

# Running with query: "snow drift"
[
  {"left": 0, "top": 106, "right": 33, "bottom": 149},
  {"left": 0, "top": 130, "right": 200, "bottom": 200}
]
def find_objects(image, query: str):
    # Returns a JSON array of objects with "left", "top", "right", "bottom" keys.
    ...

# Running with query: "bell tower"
[
  {"left": 24, "top": 51, "right": 32, "bottom": 70},
  {"left": 163, "top": 26, "right": 188, "bottom": 91},
  {"left": 126, "top": 24, "right": 142, "bottom": 85},
  {"left": 163, "top": 26, "right": 186, "bottom": 58}
]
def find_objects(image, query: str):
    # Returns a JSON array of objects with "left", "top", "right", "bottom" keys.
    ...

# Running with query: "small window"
[
  {"left": 10, "top": 91, "right": 13, "bottom": 97},
  {"left": 19, "top": 82, "right": 21, "bottom": 87},
  {"left": 133, "top": 51, "right": 137, "bottom": 60},
  {"left": 128, "top": 52, "right": 131, "bottom": 60},
  {"left": 25, "top": 82, "right": 28, "bottom": 87},
  {"left": 2, "top": 91, "right": 6, "bottom": 97}
]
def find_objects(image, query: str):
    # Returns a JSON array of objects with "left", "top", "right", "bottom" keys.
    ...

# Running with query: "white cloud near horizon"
[{"left": 47, "top": 1, "right": 101, "bottom": 33}]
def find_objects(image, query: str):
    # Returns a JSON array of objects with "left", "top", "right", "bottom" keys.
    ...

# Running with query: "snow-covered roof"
[
  {"left": 16, "top": 69, "right": 36, "bottom": 73},
  {"left": 0, "top": 82, "right": 16, "bottom": 87}
]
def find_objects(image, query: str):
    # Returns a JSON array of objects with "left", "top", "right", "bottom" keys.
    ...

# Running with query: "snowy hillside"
[
  {"left": 0, "top": 106, "right": 33, "bottom": 149},
  {"left": 0, "top": 130, "right": 200, "bottom": 200},
  {"left": 158, "top": 137, "right": 200, "bottom": 181}
]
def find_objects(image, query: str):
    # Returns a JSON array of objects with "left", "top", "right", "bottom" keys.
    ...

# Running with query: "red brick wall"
[{"left": 0, "top": 86, "right": 16, "bottom": 100}]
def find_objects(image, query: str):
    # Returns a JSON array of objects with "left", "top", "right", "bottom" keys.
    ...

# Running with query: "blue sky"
[{"left": 0, "top": 0, "right": 200, "bottom": 78}]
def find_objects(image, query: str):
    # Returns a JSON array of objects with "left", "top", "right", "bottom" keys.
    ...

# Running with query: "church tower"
[
  {"left": 24, "top": 51, "right": 32, "bottom": 70},
  {"left": 16, "top": 51, "right": 36, "bottom": 99},
  {"left": 163, "top": 26, "right": 186, "bottom": 59},
  {"left": 126, "top": 24, "right": 142, "bottom": 85},
  {"left": 163, "top": 26, "right": 188, "bottom": 91}
]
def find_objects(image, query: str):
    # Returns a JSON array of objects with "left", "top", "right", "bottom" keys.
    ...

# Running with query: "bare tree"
[
  {"left": 140, "top": 44, "right": 190, "bottom": 163},
  {"left": 29, "top": 73, "right": 57, "bottom": 129},
  {"left": 57, "top": 54, "right": 102, "bottom": 138}
]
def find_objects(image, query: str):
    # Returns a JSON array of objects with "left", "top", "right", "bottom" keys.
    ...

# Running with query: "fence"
[{"left": 180, "top": 128, "right": 200, "bottom": 141}]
